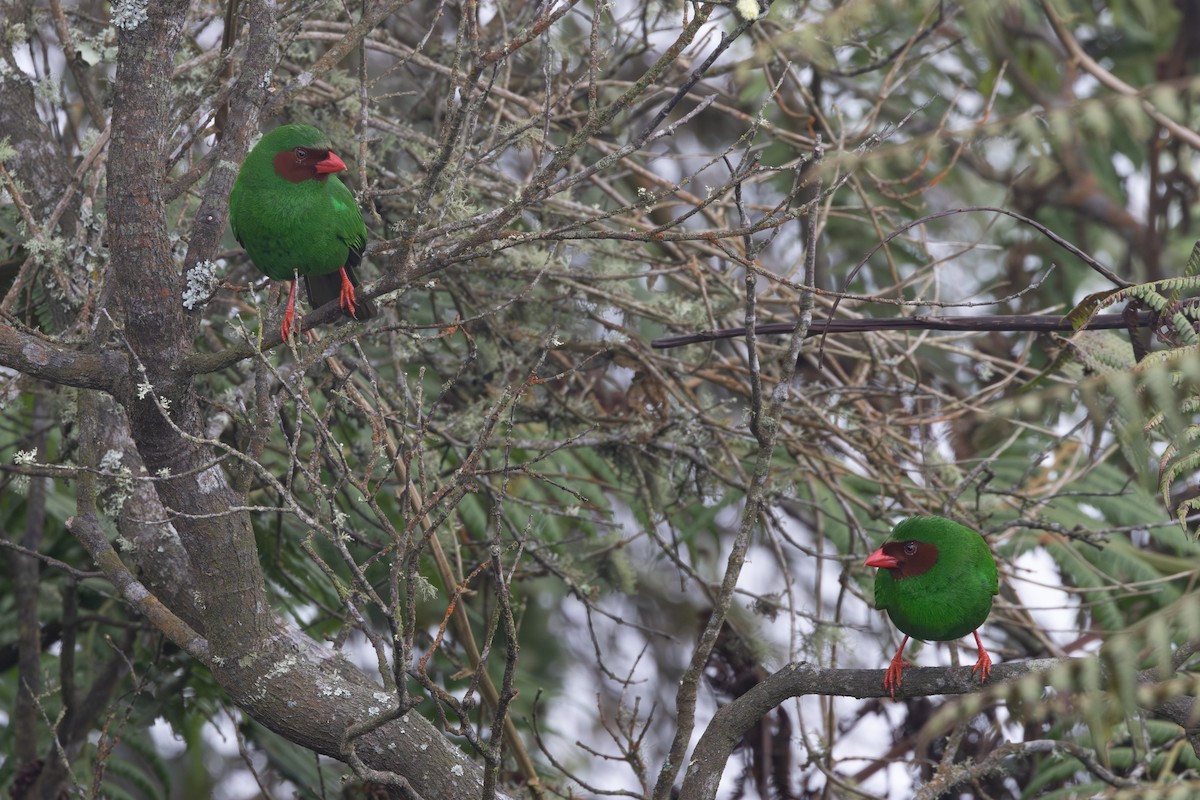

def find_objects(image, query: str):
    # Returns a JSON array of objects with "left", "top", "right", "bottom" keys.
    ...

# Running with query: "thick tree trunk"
[{"left": 0, "top": 0, "right": 511, "bottom": 795}]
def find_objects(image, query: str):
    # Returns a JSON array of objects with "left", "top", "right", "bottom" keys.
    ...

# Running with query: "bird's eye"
[
  {"left": 295, "top": 147, "right": 309, "bottom": 160},
  {"left": 903, "top": 541, "right": 917, "bottom": 556}
]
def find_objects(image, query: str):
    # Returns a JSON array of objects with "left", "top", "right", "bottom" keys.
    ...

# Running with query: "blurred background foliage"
[{"left": 2, "top": 0, "right": 1200, "bottom": 796}]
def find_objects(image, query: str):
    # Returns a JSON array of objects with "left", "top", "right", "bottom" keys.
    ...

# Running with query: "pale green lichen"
[
  {"left": 99, "top": 450, "right": 122, "bottom": 470},
  {"left": 4, "top": 22, "right": 28, "bottom": 47},
  {"left": 23, "top": 235, "right": 67, "bottom": 267},
  {"left": 182, "top": 260, "right": 219, "bottom": 310},
  {"left": 34, "top": 76, "right": 61, "bottom": 106},
  {"left": 98, "top": 450, "right": 134, "bottom": 516},
  {"left": 412, "top": 574, "right": 438, "bottom": 600},
  {"left": 735, "top": 0, "right": 761, "bottom": 20},
  {"left": 111, "top": 0, "right": 148, "bottom": 30}
]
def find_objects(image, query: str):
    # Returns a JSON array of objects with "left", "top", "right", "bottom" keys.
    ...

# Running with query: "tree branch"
[
  {"left": 69, "top": 390, "right": 210, "bottom": 662},
  {"left": 650, "top": 311, "right": 1157, "bottom": 349},
  {"left": 678, "top": 656, "right": 1200, "bottom": 798},
  {"left": 96, "top": 3, "right": 516, "bottom": 794},
  {"left": 0, "top": 323, "right": 127, "bottom": 391},
  {"left": 1041, "top": 0, "right": 1200, "bottom": 152},
  {"left": 678, "top": 659, "right": 1057, "bottom": 799}
]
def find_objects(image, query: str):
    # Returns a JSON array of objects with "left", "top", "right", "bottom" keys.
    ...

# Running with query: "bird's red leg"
[
  {"left": 281, "top": 279, "right": 298, "bottom": 341},
  {"left": 338, "top": 266, "right": 360, "bottom": 319},
  {"left": 883, "top": 635, "right": 910, "bottom": 699},
  {"left": 970, "top": 630, "right": 993, "bottom": 684}
]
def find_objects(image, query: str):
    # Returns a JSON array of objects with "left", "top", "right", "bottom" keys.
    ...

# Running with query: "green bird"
[
  {"left": 863, "top": 515, "right": 999, "bottom": 698},
  {"left": 229, "top": 124, "right": 373, "bottom": 340}
]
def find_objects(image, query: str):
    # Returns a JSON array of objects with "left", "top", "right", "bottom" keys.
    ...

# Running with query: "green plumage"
[
  {"left": 872, "top": 516, "right": 998, "bottom": 642},
  {"left": 229, "top": 124, "right": 371, "bottom": 328}
]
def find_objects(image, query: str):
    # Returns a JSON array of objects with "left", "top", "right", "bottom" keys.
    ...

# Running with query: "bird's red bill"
[
  {"left": 864, "top": 547, "right": 899, "bottom": 569},
  {"left": 315, "top": 151, "right": 347, "bottom": 175}
]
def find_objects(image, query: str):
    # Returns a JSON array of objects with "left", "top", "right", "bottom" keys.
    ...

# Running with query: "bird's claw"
[
  {"left": 280, "top": 308, "right": 295, "bottom": 341},
  {"left": 279, "top": 278, "right": 301, "bottom": 342},
  {"left": 971, "top": 631, "right": 993, "bottom": 685},
  {"left": 971, "top": 651, "right": 993, "bottom": 684},
  {"left": 883, "top": 658, "right": 910, "bottom": 699},
  {"left": 338, "top": 267, "right": 360, "bottom": 319}
]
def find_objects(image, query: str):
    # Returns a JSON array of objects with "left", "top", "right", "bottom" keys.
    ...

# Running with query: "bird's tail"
[{"left": 303, "top": 264, "right": 376, "bottom": 323}]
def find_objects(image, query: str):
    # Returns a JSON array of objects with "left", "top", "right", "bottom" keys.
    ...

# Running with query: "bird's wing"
[
  {"left": 229, "top": 183, "right": 246, "bottom": 247},
  {"left": 328, "top": 181, "right": 367, "bottom": 267},
  {"left": 341, "top": 227, "right": 366, "bottom": 268}
]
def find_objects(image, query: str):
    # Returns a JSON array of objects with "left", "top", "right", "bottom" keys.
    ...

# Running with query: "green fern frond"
[
  {"left": 1131, "top": 343, "right": 1200, "bottom": 375},
  {"left": 1174, "top": 495, "right": 1200, "bottom": 534},
  {"left": 105, "top": 755, "right": 164, "bottom": 799},
  {"left": 1184, "top": 240, "right": 1200, "bottom": 279},
  {"left": 1065, "top": 289, "right": 1123, "bottom": 330},
  {"left": 1044, "top": 539, "right": 1123, "bottom": 631}
]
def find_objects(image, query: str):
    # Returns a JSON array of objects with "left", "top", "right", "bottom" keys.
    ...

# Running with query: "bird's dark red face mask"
[
  {"left": 863, "top": 540, "right": 939, "bottom": 579},
  {"left": 273, "top": 146, "right": 348, "bottom": 183}
]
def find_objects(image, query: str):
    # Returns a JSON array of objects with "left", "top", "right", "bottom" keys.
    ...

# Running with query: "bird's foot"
[
  {"left": 883, "top": 655, "right": 910, "bottom": 699},
  {"left": 338, "top": 267, "right": 361, "bottom": 319},
  {"left": 882, "top": 635, "right": 912, "bottom": 699},
  {"left": 971, "top": 631, "right": 993, "bottom": 684},
  {"left": 280, "top": 279, "right": 299, "bottom": 341}
]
